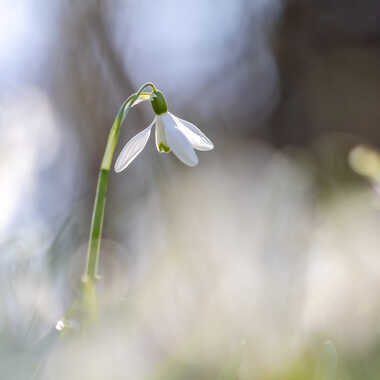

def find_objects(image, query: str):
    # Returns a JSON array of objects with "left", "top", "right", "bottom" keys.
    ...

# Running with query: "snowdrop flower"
[{"left": 114, "top": 90, "right": 214, "bottom": 172}]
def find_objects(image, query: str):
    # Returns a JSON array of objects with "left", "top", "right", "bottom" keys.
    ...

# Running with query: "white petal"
[
  {"left": 114, "top": 119, "right": 155, "bottom": 173},
  {"left": 155, "top": 117, "right": 171, "bottom": 153},
  {"left": 161, "top": 113, "right": 199, "bottom": 167},
  {"left": 170, "top": 113, "right": 214, "bottom": 151}
]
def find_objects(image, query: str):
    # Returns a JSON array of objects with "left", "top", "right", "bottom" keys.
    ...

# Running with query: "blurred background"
[{"left": 2, "top": 0, "right": 380, "bottom": 378}]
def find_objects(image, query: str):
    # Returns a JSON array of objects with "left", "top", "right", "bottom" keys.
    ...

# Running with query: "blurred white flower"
[{"left": 114, "top": 111, "right": 214, "bottom": 172}]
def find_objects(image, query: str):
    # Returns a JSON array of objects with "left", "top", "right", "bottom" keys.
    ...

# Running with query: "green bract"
[{"left": 151, "top": 90, "right": 168, "bottom": 115}]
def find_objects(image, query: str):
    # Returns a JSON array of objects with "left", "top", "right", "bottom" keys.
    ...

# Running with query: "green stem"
[
  {"left": 83, "top": 83, "right": 156, "bottom": 283},
  {"left": 84, "top": 169, "right": 109, "bottom": 280}
]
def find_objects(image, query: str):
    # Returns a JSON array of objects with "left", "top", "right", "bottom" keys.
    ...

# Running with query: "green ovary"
[{"left": 158, "top": 142, "right": 170, "bottom": 152}]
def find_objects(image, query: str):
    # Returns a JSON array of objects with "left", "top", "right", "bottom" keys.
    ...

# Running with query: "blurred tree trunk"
[
  {"left": 48, "top": 1, "right": 143, "bottom": 175},
  {"left": 270, "top": 0, "right": 380, "bottom": 148}
]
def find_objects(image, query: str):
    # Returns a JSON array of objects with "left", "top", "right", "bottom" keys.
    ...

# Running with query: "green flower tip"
[
  {"left": 151, "top": 90, "right": 168, "bottom": 115},
  {"left": 158, "top": 142, "right": 170, "bottom": 152}
]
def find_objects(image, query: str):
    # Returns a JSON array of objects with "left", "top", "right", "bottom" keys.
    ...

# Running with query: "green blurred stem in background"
[{"left": 83, "top": 82, "right": 157, "bottom": 284}]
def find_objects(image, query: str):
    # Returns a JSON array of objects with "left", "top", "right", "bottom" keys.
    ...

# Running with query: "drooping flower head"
[{"left": 114, "top": 89, "right": 214, "bottom": 172}]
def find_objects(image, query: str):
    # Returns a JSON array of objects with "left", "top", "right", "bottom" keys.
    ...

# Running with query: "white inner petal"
[
  {"left": 155, "top": 116, "right": 171, "bottom": 153},
  {"left": 170, "top": 113, "right": 214, "bottom": 151}
]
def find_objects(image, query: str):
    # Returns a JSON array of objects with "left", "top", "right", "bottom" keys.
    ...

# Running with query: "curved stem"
[{"left": 83, "top": 83, "right": 155, "bottom": 283}]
